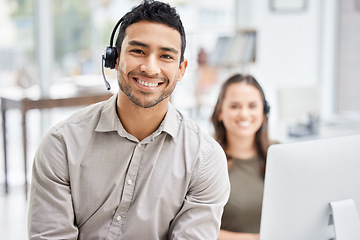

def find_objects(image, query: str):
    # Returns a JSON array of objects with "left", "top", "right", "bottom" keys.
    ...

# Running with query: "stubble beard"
[{"left": 118, "top": 70, "right": 177, "bottom": 109}]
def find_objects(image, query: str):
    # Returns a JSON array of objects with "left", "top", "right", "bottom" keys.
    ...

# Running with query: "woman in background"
[{"left": 211, "top": 74, "right": 276, "bottom": 240}]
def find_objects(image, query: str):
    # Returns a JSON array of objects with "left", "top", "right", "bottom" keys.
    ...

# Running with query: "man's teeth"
[{"left": 137, "top": 79, "right": 158, "bottom": 87}]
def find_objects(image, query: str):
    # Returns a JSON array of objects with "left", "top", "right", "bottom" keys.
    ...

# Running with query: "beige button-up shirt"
[{"left": 28, "top": 94, "right": 230, "bottom": 240}]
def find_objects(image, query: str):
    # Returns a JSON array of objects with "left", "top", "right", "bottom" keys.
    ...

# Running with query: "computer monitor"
[{"left": 260, "top": 134, "right": 360, "bottom": 240}]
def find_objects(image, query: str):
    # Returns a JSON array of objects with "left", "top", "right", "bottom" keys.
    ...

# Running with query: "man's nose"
[{"left": 140, "top": 55, "right": 161, "bottom": 75}]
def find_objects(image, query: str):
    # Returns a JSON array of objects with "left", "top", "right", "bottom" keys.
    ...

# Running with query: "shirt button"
[
  {"left": 116, "top": 216, "right": 122, "bottom": 222},
  {"left": 127, "top": 179, "right": 133, "bottom": 185}
]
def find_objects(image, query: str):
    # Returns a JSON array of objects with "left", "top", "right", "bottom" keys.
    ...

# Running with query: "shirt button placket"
[{"left": 105, "top": 144, "right": 144, "bottom": 239}]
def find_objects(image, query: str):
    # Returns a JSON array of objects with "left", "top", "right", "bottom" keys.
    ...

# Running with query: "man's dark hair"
[{"left": 115, "top": 0, "right": 186, "bottom": 63}]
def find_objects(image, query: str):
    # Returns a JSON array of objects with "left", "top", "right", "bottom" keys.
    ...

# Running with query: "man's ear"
[
  {"left": 177, "top": 59, "right": 188, "bottom": 82},
  {"left": 218, "top": 111, "right": 223, "bottom": 123},
  {"left": 114, "top": 57, "right": 119, "bottom": 70}
]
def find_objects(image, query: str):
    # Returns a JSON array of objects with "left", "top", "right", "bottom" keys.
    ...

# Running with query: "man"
[{"left": 28, "top": 1, "right": 230, "bottom": 239}]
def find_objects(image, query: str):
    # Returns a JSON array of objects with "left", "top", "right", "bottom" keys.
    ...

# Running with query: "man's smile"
[{"left": 135, "top": 78, "right": 160, "bottom": 88}]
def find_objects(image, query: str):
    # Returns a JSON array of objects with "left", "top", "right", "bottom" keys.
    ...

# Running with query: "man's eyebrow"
[
  {"left": 128, "top": 40, "right": 148, "bottom": 48},
  {"left": 160, "top": 47, "right": 179, "bottom": 55},
  {"left": 128, "top": 40, "right": 179, "bottom": 55}
]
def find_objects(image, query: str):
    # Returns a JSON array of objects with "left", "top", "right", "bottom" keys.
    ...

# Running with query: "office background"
[{"left": 1, "top": 0, "right": 360, "bottom": 239}]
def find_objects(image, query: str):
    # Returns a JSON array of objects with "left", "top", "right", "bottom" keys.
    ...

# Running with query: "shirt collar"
[
  {"left": 95, "top": 93, "right": 180, "bottom": 141},
  {"left": 160, "top": 102, "right": 180, "bottom": 140},
  {"left": 95, "top": 93, "right": 122, "bottom": 132}
]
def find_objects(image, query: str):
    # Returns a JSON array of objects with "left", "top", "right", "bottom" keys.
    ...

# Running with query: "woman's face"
[{"left": 219, "top": 82, "right": 265, "bottom": 139}]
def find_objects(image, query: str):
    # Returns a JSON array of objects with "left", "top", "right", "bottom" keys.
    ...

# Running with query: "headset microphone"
[
  {"left": 101, "top": 54, "right": 111, "bottom": 90},
  {"left": 101, "top": 17, "right": 124, "bottom": 90}
]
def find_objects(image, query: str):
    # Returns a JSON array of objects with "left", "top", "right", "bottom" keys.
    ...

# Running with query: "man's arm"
[
  {"left": 28, "top": 130, "right": 78, "bottom": 240},
  {"left": 168, "top": 141, "right": 230, "bottom": 240}
]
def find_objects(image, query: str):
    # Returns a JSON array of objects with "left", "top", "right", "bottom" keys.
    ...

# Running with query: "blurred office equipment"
[
  {"left": 277, "top": 86, "right": 360, "bottom": 142},
  {"left": 260, "top": 134, "right": 360, "bottom": 240},
  {"left": 278, "top": 87, "right": 321, "bottom": 139}
]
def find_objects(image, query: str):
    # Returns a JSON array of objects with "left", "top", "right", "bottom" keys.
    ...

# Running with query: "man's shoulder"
[
  {"left": 175, "top": 109, "right": 219, "bottom": 149},
  {"left": 52, "top": 100, "right": 108, "bottom": 132}
]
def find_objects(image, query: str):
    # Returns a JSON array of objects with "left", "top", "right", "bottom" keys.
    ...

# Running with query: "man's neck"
[{"left": 116, "top": 93, "right": 169, "bottom": 141}]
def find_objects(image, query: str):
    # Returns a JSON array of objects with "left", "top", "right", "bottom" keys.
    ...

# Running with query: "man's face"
[{"left": 115, "top": 20, "right": 187, "bottom": 108}]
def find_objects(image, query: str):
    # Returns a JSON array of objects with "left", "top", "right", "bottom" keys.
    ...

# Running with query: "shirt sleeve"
[
  {"left": 27, "top": 129, "right": 79, "bottom": 240},
  {"left": 168, "top": 140, "right": 230, "bottom": 240}
]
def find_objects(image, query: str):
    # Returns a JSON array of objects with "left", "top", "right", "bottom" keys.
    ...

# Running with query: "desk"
[
  {"left": 1, "top": 89, "right": 113, "bottom": 196},
  {"left": 276, "top": 115, "right": 360, "bottom": 143}
]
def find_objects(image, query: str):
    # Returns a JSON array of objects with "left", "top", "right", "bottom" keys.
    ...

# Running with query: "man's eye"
[
  {"left": 161, "top": 54, "right": 174, "bottom": 60},
  {"left": 130, "top": 49, "right": 144, "bottom": 54}
]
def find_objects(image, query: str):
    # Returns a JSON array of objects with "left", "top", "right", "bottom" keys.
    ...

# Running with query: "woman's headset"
[{"left": 264, "top": 100, "right": 270, "bottom": 115}]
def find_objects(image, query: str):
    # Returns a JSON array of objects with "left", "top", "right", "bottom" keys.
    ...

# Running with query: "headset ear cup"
[
  {"left": 104, "top": 47, "right": 118, "bottom": 69},
  {"left": 264, "top": 100, "right": 270, "bottom": 114}
]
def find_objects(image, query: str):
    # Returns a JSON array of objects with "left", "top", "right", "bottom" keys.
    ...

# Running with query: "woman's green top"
[{"left": 220, "top": 155, "right": 264, "bottom": 233}]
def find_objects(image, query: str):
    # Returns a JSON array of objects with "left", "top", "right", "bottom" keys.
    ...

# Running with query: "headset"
[
  {"left": 101, "top": 17, "right": 124, "bottom": 90},
  {"left": 261, "top": 99, "right": 271, "bottom": 133},
  {"left": 264, "top": 99, "right": 271, "bottom": 115}
]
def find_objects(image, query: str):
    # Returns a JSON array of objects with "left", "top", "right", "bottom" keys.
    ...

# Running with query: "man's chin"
[{"left": 129, "top": 97, "right": 163, "bottom": 109}]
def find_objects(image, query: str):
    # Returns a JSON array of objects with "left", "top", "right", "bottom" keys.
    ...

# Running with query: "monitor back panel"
[{"left": 260, "top": 134, "right": 360, "bottom": 240}]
